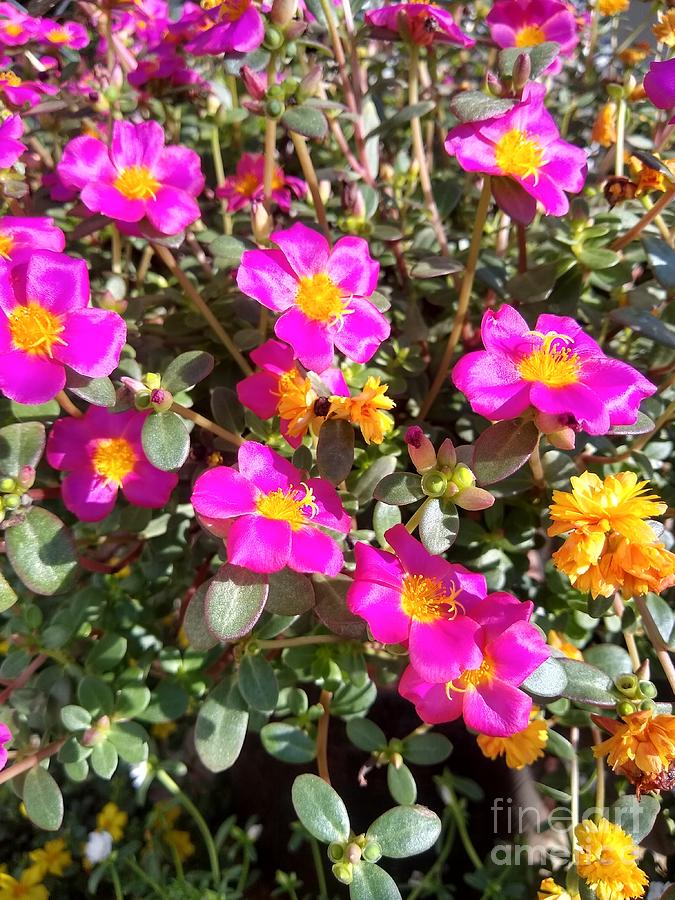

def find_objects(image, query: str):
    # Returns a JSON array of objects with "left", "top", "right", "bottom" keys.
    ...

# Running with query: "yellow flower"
[
  {"left": 477, "top": 710, "right": 548, "bottom": 769},
  {"left": 330, "top": 377, "right": 395, "bottom": 445},
  {"left": 151, "top": 721, "right": 177, "bottom": 740},
  {"left": 275, "top": 368, "right": 320, "bottom": 439},
  {"left": 538, "top": 878, "right": 576, "bottom": 900},
  {"left": 653, "top": 9, "right": 675, "bottom": 46},
  {"left": 598, "top": 0, "right": 628, "bottom": 15},
  {"left": 628, "top": 154, "right": 675, "bottom": 196},
  {"left": 0, "top": 868, "right": 49, "bottom": 900},
  {"left": 594, "top": 708, "right": 675, "bottom": 778},
  {"left": 164, "top": 829, "right": 195, "bottom": 862},
  {"left": 548, "top": 630, "right": 583, "bottom": 661},
  {"left": 28, "top": 839, "right": 72, "bottom": 877},
  {"left": 575, "top": 817, "right": 648, "bottom": 900},
  {"left": 96, "top": 803, "right": 128, "bottom": 842},
  {"left": 592, "top": 103, "right": 616, "bottom": 147}
]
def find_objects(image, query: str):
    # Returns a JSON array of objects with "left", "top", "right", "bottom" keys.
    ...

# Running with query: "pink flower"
[
  {"left": 237, "top": 223, "right": 388, "bottom": 373},
  {"left": 236, "top": 338, "right": 348, "bottom": 447},
  {"left": 347, "top": 525, "right": 486, "bottom": 682},
  {"left": 0, "top": 5, "right": 37, "bottom": 46},
  {"left": 486, "top": 0, "right": 579, "bottom": 69},
  {"left": 57, "top": 120, "right": 204, "bottom": 236},
  {"left": 0, "top": 250, "right": 127, "bottom": 405},
  {"left": 0, "top": 722, "right": 10, "bottom": 770},
  {"left": 0, "top": 216, "right": 65, "bottom": 268},
  {"left": 644, "top": 58, "right": 675, "bottom": 124},
  {"left": 399, "top": 593, "right": 550, "bottom": 736},
  {"left": 47, "top": 407, "right": 178, "bottom": 522},
  {"left": 445, "top": 83, "right": 587, "bottom": 223},
  {"left": 191, "top": 441, "right": 351, "bottom": 576},
  {"left": 128, "top": 50, "right": 206, "bottom": 93},
  {"left": 37, "top": 19, "right": 89, "bottom": 50},
  {"left": 0, "top": 114, "right": 25, "bottom": 168},
  {"left": 185, "top": 0, "right": 264, "bottom": 55},
  {"left": 0, "top": 69, "right": 57, "bottom": 109},
  {"left": 452, "top": 305, "right": 655, "bottom": 436},
  {"left": 216, "top": 153, "right": 307, "bottom": 213},
  {"left": 366, "top": 3, "right": 474, "bottom": 47}
]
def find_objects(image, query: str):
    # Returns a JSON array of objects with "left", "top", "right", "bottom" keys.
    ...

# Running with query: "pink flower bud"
[
  {"left": 405, "top": 426, "right": 436, "bottom": 472},
  {"left": 241, "top": 65, "right": 267, "bottom": 100},
  {"left": 436, "top": 438, "right": 457, "bottom": 470},
  {"left": 455, "top": 486, "right": 495, "bottom": 510},
  {"left": 548, "top": 428, "right": 576, "bottom": 451}
]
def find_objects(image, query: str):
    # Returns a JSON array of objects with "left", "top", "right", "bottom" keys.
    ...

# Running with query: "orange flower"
[
  {"left": 594, "top": 709, "right": 675, "bottom": 795},
  {"left": 548, "top": 629, "right": 583, "bottom": 661},
  {"left": 653, "top": 9, "right": 675, "bottom": 46},
  {"left": 592, "top": 103, "right": 616, "bottom": 147}
]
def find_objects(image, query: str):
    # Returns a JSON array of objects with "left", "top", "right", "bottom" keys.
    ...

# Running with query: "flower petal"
[
  {"left": 56, "top": 308, "right": 126, "bottom": 377},
  {"left": 61, "top": 470, "right": 118, "bottom": 522},
  {"left": 271, "top": 222, "right": 330, "bottom": 277},
  {"left": 408, "top": 617, "right": 483, "bottom": 683},
  {"left": 463, "top": 680, "right": 532, "bottom": 737},
  {"left": 227, "top": 514, "right": 292, "bottom": 573},
  {"left": 289, "top": 526, "right": 344, "bottom": 577}
]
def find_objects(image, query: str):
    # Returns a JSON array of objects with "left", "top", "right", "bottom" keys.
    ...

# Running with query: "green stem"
[
  {"left": 405, "top": 497, "right": 431, "bottom": 535},
  {"left": 256, "top": 634, "right": 345, "bottom": 649},
  {"left": 529, "top": 436, "right": 546, "bottom": 491},
  {"left": 126, "top": 859, "right": 169, "bottom": 899},
  {"left": 156, "top": 769, "right": 221, "bottom": 886},
  {"left": 615, "top": 96, "right": 626, "bottom": 177},
  {"left": 111, "top": 225, "right": 122, "bottom": 275},
  {"left": 310, "top": 836, "right": 329, "bottom": 899},
  {"left": 290, "top": 131, "right": 330, "bottom": 240},
  {"left": 211, "top": 124, "right": 228, "bottom": 233},
  {"left": 445, "top": 782, "right": 483, "bottom": 870},
  {"left": 168, "top": 841, "right": 185, "bottom": 882},
  {"left": 236, "top": 848, "right": 251, "bottom": 895},
  {"left": 110, "top": 864, "right": 124, "bottom": 900},
  {"left": 419, "top": 177, "right": 492, "bottom": 420},
  {"left": 570, "top": 726, "right": 580, "bottom": 850}
]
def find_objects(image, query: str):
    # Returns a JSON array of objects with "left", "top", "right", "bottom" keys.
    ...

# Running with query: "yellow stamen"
[
  {"left": 400, "top": 575, "right": 463, "bottom": 624},
  {"left": 515, "top": 24, "right": 546, "bottom": 46},
  {"left": 46, "top": 27, "right": 70, "bottom": 43},
  {"left": 234, "top": 171, "right": 260, "bottom": 196},
  {"left": 446, "top": 658, "right": 494, "bottom": 695},
  {"left": 256, "top": 483, "right": 318, "bottom": 530},
  {"left": 3, "top": 23, "right": 23, "bottom": 36},
  {"left": 0, "top": 233, "right": 14, "bottom": 259},
  {"left": 517, "top": 330, "right": 580, "bottom": 387},
  {"left": 8, "top": 303, "right": 66, "bottom": 357},
  {"left": 92, "top": 438, "right": 136, "bottom": 485},
  {"left": 201, "top": 0, "right": 249, "bottom": 20},
  {"left": 114, "top": 166, "right": 160, "bottom": 201},
  {"left": 295, "top": 272, "right": 350, "bottom": 325},
  {"left": 0, "top": 70, "right": 21, "bottom": 87},
  {"left": 494, "top": 128, "right": 544, "bottom": 181}
]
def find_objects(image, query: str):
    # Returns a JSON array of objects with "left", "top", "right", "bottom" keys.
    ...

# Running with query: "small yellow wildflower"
[
  {"left": 598, "top": 0, "right": 628, "bottom": 15},
  {"left": 329, "top": 377, "right": 395, "bottom": 445},
  {"left": 575, "top": 817, "right": 648, "bottom": 900},
  {"left": 653, "top": 9, "right": 675, "bottom": 46},
  {"left": 591, "top": 103, "right": 616, "bottom": 147},
  {"left": 0, "top": 868, "right": 49, "bottom": 900},
  {"left": 28, "top": 839, "right": 72, "bottom": 877},
  {"left": 151, "top": 721, "right": 177, "bottom": 740},
  {"left": 164, "top": 829, "right": 195, "bottom": 862},
  {"left": 548, "top": 629, "right": 583, "bottom": 661},
  {"left": 477, "top": 709, "right": 548, "bottom": 769},
  {"left": 96, "top": 803, "right": 128, "bottom": 842},
  {"left": 538, "top": 878, "right": 575, "bottom": 900}
]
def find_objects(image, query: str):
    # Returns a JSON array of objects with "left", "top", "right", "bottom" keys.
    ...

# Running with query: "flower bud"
[
  {"left": 512, "top": 52, "right": 531, "bottom": 92},
  {"left": 241, "top": 66, "right": 267, "bottom": 100},
  {"left": 436, "top": 437, "right": 457, "bottom": 470},
  {"left": 82, "top": 715, "right": 111, "bottom": 746},
  {"left": 640, "top": 699, "right": 656, "bottom": 712},
  {"left": 252, "top": 203, "right": 272, "bottom": 243},
  {"left": 486, "top": 71, "right": 502, "bottom": 96},
  {"left": 313, "top": 396, "right": 331, "bottom": 418},
  {"left": 263, "top": 23, "right": 285, "bottom": 50},
  {"left": 331, "top": 862, "right": 353, "bottom": 885},
  {"left": 615, "top": 673, "right": 639, "bottom": 698},
  {"left": 450, "top": 463, "right": 475, "bottom": 491},
  {"left": 271, "top": 0, "right": 297, "bottom": 27},
  {"left": 0, "top": 477, "right": 15, "bottom": 493},
  {"left": 639, "top": 681, "right": 657, "bottom": 699},
  {"left": 265, "top": 98, "right": 284, "bottom": 119},
  {"left": 421, "top": 470, "right": 448, "bottom": 498},
  {"left": 405, "top": 426, "right": 436, "bottom": 472},
  {"left": 362, "top": 841, "right": 382, "bottom": 863},
  {"left": 327, "top": 842, "right": 344, "bottom": 862},
  {"left": 389, "top": 751, "right": 403, "bottom": 769},
  {"left": 548, "top": 427, "right": 576, "bottom": 451},
  {"left": 3, "top": 493, "right": 20, "bottom": 510},
  {"left": 17, "top": 466, "right": 35, "bottom": 490},
  {"left": 144, "top": 372, "right": 161, "bottom": 390},
  {"left": 300, "top": 65, "right": 322, "bottom": 98},
  {"left": 135, "top": 390, "right": 152, "bottom": 411},
  {"left": 616, "top": 700, "right": 636, "bottom": 717},
  {"left": 150, "top": 389, "right": 173, "bottom": 412},
  {"left": 345, "top": 842, "right": 362, "bottom": 864}
]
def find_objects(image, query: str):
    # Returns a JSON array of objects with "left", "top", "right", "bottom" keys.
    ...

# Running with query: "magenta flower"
[
  {"left": 0, "top": 69, "right": 57, "bottom": 109},
  {"left": 0, "top": 250, "right": 127, "bottom": 405},
  {"left": 347, "top": 525, "right": 485, "bottom": 682},
  {"left": 445, "top": 83, "right": 587, "bottom": 223},
  {"left": 191, "top": 441, "right": 351, "bottom": 576},
  {"left": 47, "top": 407, "right": 178, "bottom": 522},
  {"left": 217, "top": 153, "right": 307, "bottom": 213},
  {"left": 236, "top": 338, "right": 348, "bottom": 446},
  {"left": 57, "top": 120, "right": 204, "bottom": 236},
  {"left": 366, "top": 3, "right": 474, "bottom": 47},
  {"left": 0, "top": 722, "right": 10, "bottom": 770},
  {"left": 185, "top": 0, "right": 264, "bottom": 55},
  {"left": 128, "top": 50, "right": 206, "bottom": 93},
  {"left": 399, "top": 593, "right": 550, "bottom": 736},
  {"left": 37, "top": 19, "right": 89, "bottom": 50},
  {"left": 452, "top": 305, "right": 655, "bottom": 436},
  {"left": 0, "top": 114, "right": 25, "bottom": 168},
  {"left": 237, "top": 223, "right": 388, "bottom": 373},
  {"left": 486, "top": 0, "right": 579, "bottom": 68},
  {"left": 0, "top": 216, "right": 65, "bottom": 268},
  {"left": 644, "top": 58, "right": 675, "bottom": 124},
  {"left": 0, "top": 4, "right": 36, "bottom": 46}
]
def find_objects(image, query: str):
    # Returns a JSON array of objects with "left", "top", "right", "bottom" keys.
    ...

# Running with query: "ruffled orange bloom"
[
  {"left": 628, "top": 154, "right": 675, "bottom": 195},
  {"left": 329, "top": 376, "right": 395, "bottom": 445},
  {"left": 598, "top": 0, "right": 628, "bottom": 15},
  {"left": 477, "top": 710, "right": 548, "bottom": 769},
  {"left": 537, "top": 879, "right": 576, "bottom": 900},
  {"left": 548, "top": 629, "right": 583, "bottom": 661},
  {"left": 592, "top": 103, "right": 617, "bottom": 147},
  {"left": 594, "top": 709, "right": 675, "bottom": 795},
  {"left": 653, "top": 9, "right": 675, "bottom": 46}
]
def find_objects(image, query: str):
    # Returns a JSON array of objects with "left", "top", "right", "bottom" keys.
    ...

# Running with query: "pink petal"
[
  {"left": 15, "top": 251, "right": 89, "bottom": 314},
  {"left": 331, "top": 297, "right": 390, "bottom": 364},
  {"left": 305, "top": 476, "right": 350, "bottom": 533},
  {"left": 386, "top": 524, "right": 451, "bottom": 581},
  {"left": 237, "top": 248, "right": 298, "bottom": 312},
  {"left": 326, "top": 236, "right": 379, "bottom": 297},
  {"left": 470, "top": 592, "right": 533, "bottom": 641},
  {"left": 112, "top": 120, "right": 164, "bottom": 171},
  {"left": 0, "top": 349, "right": 64, "bottom": 403},
  {"left": 452, "top": 350, "right": 531, "bottom": 420},
  {"left": 56, "top": 308, "right": 126, "bottom": 377},
  {"left": 463, "top": 680, "right": 532, "bottom": 737},
  {"left": 81, "top": 183, "right": 147, "bottom": 223},
  {"left": 236, "top": 370, "right": 281, "bottom": 419},
  {"left": 191, "top": 465, "right": 257, "bottom": 519},
  {"left": 398, "top": 666, "right": 463, "bottom": 725},
  {"left": 529, "top": 381, "right": 610, "bottom": 434},
  {"left": 46, "top": 416, "right": 90, "bottom": 470},
  {"left": 61, "top": 470, "right": 118, "bottom": 522},
  {"left": 145, "top": 185, "right": 201, "bottom": 235},
  {"left": 237, "top": 441, "right": 299, "bottom": 493},
  {"left": 227, "top": 514, "right": 292, "bottom": 573},
  {"left": 408, "top": 617, "right": 483, "bottom": 683},
  {"left": 275, "top": 307, "right": 334, "bottom": 373},
  {"left": 57, "top": 135, "right": 116, "bottom": 190},
  {"left": 488, "top": 621, "right": 550, "bottom": 684},
  {"left": 155, "top": 146, "right": 205, "bottom": 194},
  {"left": 352, "top": 541, "right": 404, "bottom": 590},
  {"left": 289, "top": 526, "right": 344, "bottom": 576},
  {"left": 347, "top": 578, "right": 410, "bottom": 643},
  {"left": 271, "top": 222, "right": 330, "bottom": 277},
  {"left": 122, "top": 461, "right": 178, "bottom": 508},
  {"left": 249, "top": 338, "right": 295, "bottom": 374}
]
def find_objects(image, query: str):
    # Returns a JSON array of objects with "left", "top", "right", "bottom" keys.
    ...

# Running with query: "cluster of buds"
[
  {"left": 613, "top": 673, "right": 658, "bottom": 717},
  {"left": 486, "top": 52, "right": 532, "bottom": 99},
  {"left": 0, "top": 466, "right": 35, "bottom": 527},
  {"left": 534, "top": 411, "right": 577, "bottom": 451},
  {"left": 328, "top": 834, "right": 382, "bottom": 885},
  {"left": 120, "top": 373, "right": 173, "bottom": 413},
  {"left": 405, "top": 427, "right": 493, "bottom": 510},
  {"left": 82, "top": 715, "right": 111, "bottom": 747},
  {"left": 241, "top": 63, "right": 321, "bottom": 119}
]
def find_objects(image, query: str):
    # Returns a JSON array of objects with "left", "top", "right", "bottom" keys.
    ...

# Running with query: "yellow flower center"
[
  {"left": 0, "top": 70, "right": 21, "bottom": 87},
  {"left": 295, "top": 273, "right": 349, "bottom": 324},
  {"left": 515, "top": 24, "right": 546, "bottom": 46},
  {"left": 255, "top": 484, "right": 318, "bottom": 531},
  {"left": 114, "top": 165, "right": 160, "bottom": 201},
  {"left": 517, "top": 330, "right": 580, "bottom": 387},
  {"left": 8, "top": 303, "right": 66, "bottom": 357},
  {"left": 447, "top": 658, "right": 494, "bottom": 694},
  {"left": 0, "top": 232, "right": 14, "bottom": 259},
  {"left": 494, "top": 128, "right": 544, "bottom": 180},
  {"left": 400, "top": 574, "right": 463, "bottom": 624},
  {"left": 3, "top": 23, "right": 23, "bottom": 36},
  {"left": 47, "top": 27, "right": 70, "bottom": 43},
  {"left": 201, "top": 0, "right": 249, "bottom": 20},
  {"left": 235, "top": 171, "right": 260, "bottom": 196},
  {"left": 92, "top": 438, "right": 136, "bottom": 484}
]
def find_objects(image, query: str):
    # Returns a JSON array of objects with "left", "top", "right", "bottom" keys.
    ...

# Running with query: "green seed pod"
[
  {"left": 450, "top": 463, "right": 476, "bottom": 491},
  {"left": 615, "top": 674, "right": 639, "bottom": 698},
  {"left": 285, "top": 40, "right": 297, "bottom": 58},
  {"left": 331, "top": 862, "right": 353, "bottom": 885},
  {"left": 640, "top": 699, "right": 656, "bottom": 712},
  {"left": 267, "top": 83, "right": 284, "bottom": 100},
  {"left": 263, "top": 24, "right": 284, "bottom": 50},
  {"left": 3, "top": 493, "right": 21, "bottom": 510},
  {"left": 362, "top": 840, "right": 382, "bottom": 863},
  {"left": 23, "top": 604, "right": 43, "bottom": 629},
  {"left": 0, "top": 477, "right": 15, "bottom": 493},
  {"left": 616, "top": 700, "right": 636, "bottom": 717},
  {"left": 639, "top": 681, "right": 658, "bottom": 699},
  {"left": 420, "top": 469, "right": 448, "bottom": 498},
  {"left": 135, "top": 390, "right": 152, "bottom": 411},
  {"left": 265, "top": 99, "right": 284, "bottom": 119},
  {"left": 283, "top": 77, "right": 299, "bottom": 96},
  {"left": 327, "top": 842, "right": 344, "bottom": 862}
]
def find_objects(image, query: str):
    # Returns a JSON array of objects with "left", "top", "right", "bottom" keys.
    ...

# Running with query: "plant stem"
[
  {"left": 445, "top": 781, "right": 483, "bottom": 870},
  {"left": 156, "top": 769, "right": 221, "bottom": 886},
  {"left": 570, "top": 726, "right": 580, "bottom": 849},
  {"left": 611, "top": 187, "right": 675, "bottom": 251},
  {"left": 170, "top": 401, "right": 242, "bottom": 447},
  {"left": 289, "top": 132, "right": 330, "bottom": 240},
  {"left": 529, "top": 437, "right": 546, "bottom": 491},
  {"left": 56, "top": 390, "right": 83, "bottom": 418},
  {"left": 0, "top": 654, "right": 46, "bottom": 704},
  {"left": 151, "top": 242, "right": 252, "bottom": 375},
  {"left": 640, "top": 194, "right": 674, "bottom": 245},
  {"left": 614, "top": 97, "right": 626, "bottom": 177},
  {"left": 316, "top": 689, "right": 332, "bottom": 784},
  {"left": 0, "top": 739, "right": 65, "bottom": 786},
  {"left": 257, "top": 634, "right": 345, "bottom": 649},
  {"left": 111, "top": 225, "right": 122, "bottom": 275},
  {"left": 125, "top": 859, "right": 169, "bottom": 899},
  {"left": 614, "top": 595, "right": 641, "bottom": 670},
  {"left": 210, "top": 123, "right": 228, "bottom": 232},
  {"left": 309, "top": 836, "right": 329, "bottom": 899},
  {"left": 263, "top": 117, "right": 277, "bottom": 212},
  {"left": 591, "top": 725, "right": 606, "bottom": 815},
  {"left": 635, "top": 595, "right": 675, "bottom": 696},
  {"left": 419, "top": 177, "right": 492, "bottom": 420},
  {"left": 409, "top": 44, "right": 449, "bottom": 256},
  {"left": 110, "top": 864, "right": 124, "bottom": 900},
  {"left": 137, "top": 245, "right": 154, "bottom": 286},
  {"left": 235, "top": 847, "right": 251, "bottom": 895},
  {"left": 405, "top": 497, "right": 431, "bottom": 535}
]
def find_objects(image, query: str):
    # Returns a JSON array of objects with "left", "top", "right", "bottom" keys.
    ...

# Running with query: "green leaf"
[
  {"left": 282, "top": 105, "right": 328, "bottom": 139},
  {"left": 472, "top": 420, "right": 539, "bottom": 486},
  {"left": 86, "top": 634, "right": 128, "bottom": 671},
  {"left": 522, "top": 657, "right": 568, "bottom": 699},
  {"left": 0, "top": 569, "right": 17, "bottom": 613},
  {"left": 402, "top": 733, "right": 452, "bottom": 765},
  {"left": 366, "top": 101, "right": 436, "bottom": 138},
  {"left": 182, "top": 583, "right": 218, "bottom": 651},
  {"left": 350, "top": 863, "right": 402, "bottom": 900},
  {"left": 162, "top": 351, "right": 215, "bottom": 393},
  {"left": 534, "top": 782, "right": 571, "bottom": 804},
  {"left": 644, "top": 235, "right": 675, "bottom": 289},
  {"left": 584, "top": 645, "right": 633, "bottom": 679},
  {"left": 351, "top": 456, "right": 397, "bottom": 503},
  {"left": 366, "top": 805, "right": 441, "bottom": 858},
  {"left": 610, "top": 794, "right": 660, "bottom": 843},
  {"left": 346, "top": 718, "right": 386, "bottom": 752},
  {"left": 205, "top": 563, "right": 268, "bottom": 642},
  {"left": 645, "top": 594, "right": 675, "bottom": 646},
  {"left": 451, "top": 91, "right": 517, "bottom": 123},
  {"left": 291, "top": 773, "right": 350, "bottom": 843},
  {"left": 373, "top": 472, "right": 424, "bottom": 506},
  {"left": 577, "top": 246, "right": 621, "bottom": 270},
  {"left": 60, "top": 705, "right": 92, "bottom": 731},
  {"left": 78, "top": 676, "right": 115, "bottom": 715},
  {"left": 58, "top": 737, "right": 91, "bottom": 764},
  {"left": 410, "top": 257, "right": 462, "bottom": 279},
  {"left": 108, "top": 722, "right": 148, "bottom": 764},
  {"left": 23, "top": 766, "right": 64, "bottom": 831},
  {"left": 138, "top": 681, "right": 189, "bottom": 723},
  {"left": 266, "top": 569, "right": 315, "bottom": 616},
  {"left": 5, "top": 507, "right": 77, "bottom": 596},
  {"left": 115, "top": 685, "right": 151, "bottom": 718},
  {"left": 210, "top": 235, "right": 247, "bottom": 266},
  {"left": 317, "top": 417, "right": 355, "bottom": 484},
  {"left": 373, "top": 502, "right": 402, "bottom": 546},
  {"left": 314, "top": 574, "right": 367, "bottom": 639},
  {"left": 545, "top": 729, "right": 575, "bottom": 761},
  {"left": 195, "top": 679, "right": 249, "bottom": 772},
  {"left": 387, "top": 763, "right": 417, "bottom": 806},
  {"left": 63, "top": 759, "right": 89, "bottom": 783},
  {"left": 0, "top": 422, "right": 46, "bottom": 475},
  {"left": 91, "top": 741, "right": 119, "bottom": 779},
  {"left": 606, "top": 410, "right": 654, "bottom": 436},
  {"left": 65, "top": 374, "right": 116, "bottom": 407},
  {"left": 558, "top": 658, "right": 616, "bottom": 708},
  {"left": 260, "top": 722, "right": 316, "bottom": 763},
  {"left": 610, "top": 308, "right": 675, "bottom": 349},
  {"left": 141, "top": 411, "right": 190, "bottom": 471},
  {"left": 238, "top": 654, "right": 279, "bottom": 713},
  {"left": 497, "top": 42, "right": 559, "bottom": 79},
  {"left": 418, "top": 498, "right": 458, "bottom": 554},
  {"left": 587, "top": 594, "right": 615, "bottom": 618},
  {"left": 579, "top": 881, "right": 598, "bottom": 900}
]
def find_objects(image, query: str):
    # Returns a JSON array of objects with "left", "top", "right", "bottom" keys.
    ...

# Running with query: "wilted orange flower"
[
  {"left": 575, "top": 818, "right": 648, "bottom": 900},
  {"left": 477, "top": 709, "right": 548, "bottom": 769},
  {"left": 598, "top": 0, "right": 628, "bottom": 15},
  {"left": 618, "top": 42, "right": 650, "bottom": 66},
  {"left": 653, "top": 9, "right": 675, "bottom": 46},
  {"left": 548, "top": 629, "right": 583, "bottom": 661},
  {"left": 594, "top": 708, "right": 675, "bottom": 795},
  {"left": 592, "top": 103, "right": 616, "bottom": 147},
  {"left": 330, "top": 376, "right": 395, "bottom": 445},
  {"left": 628, "top": 154, "right": 675, "bottom": 195}
]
